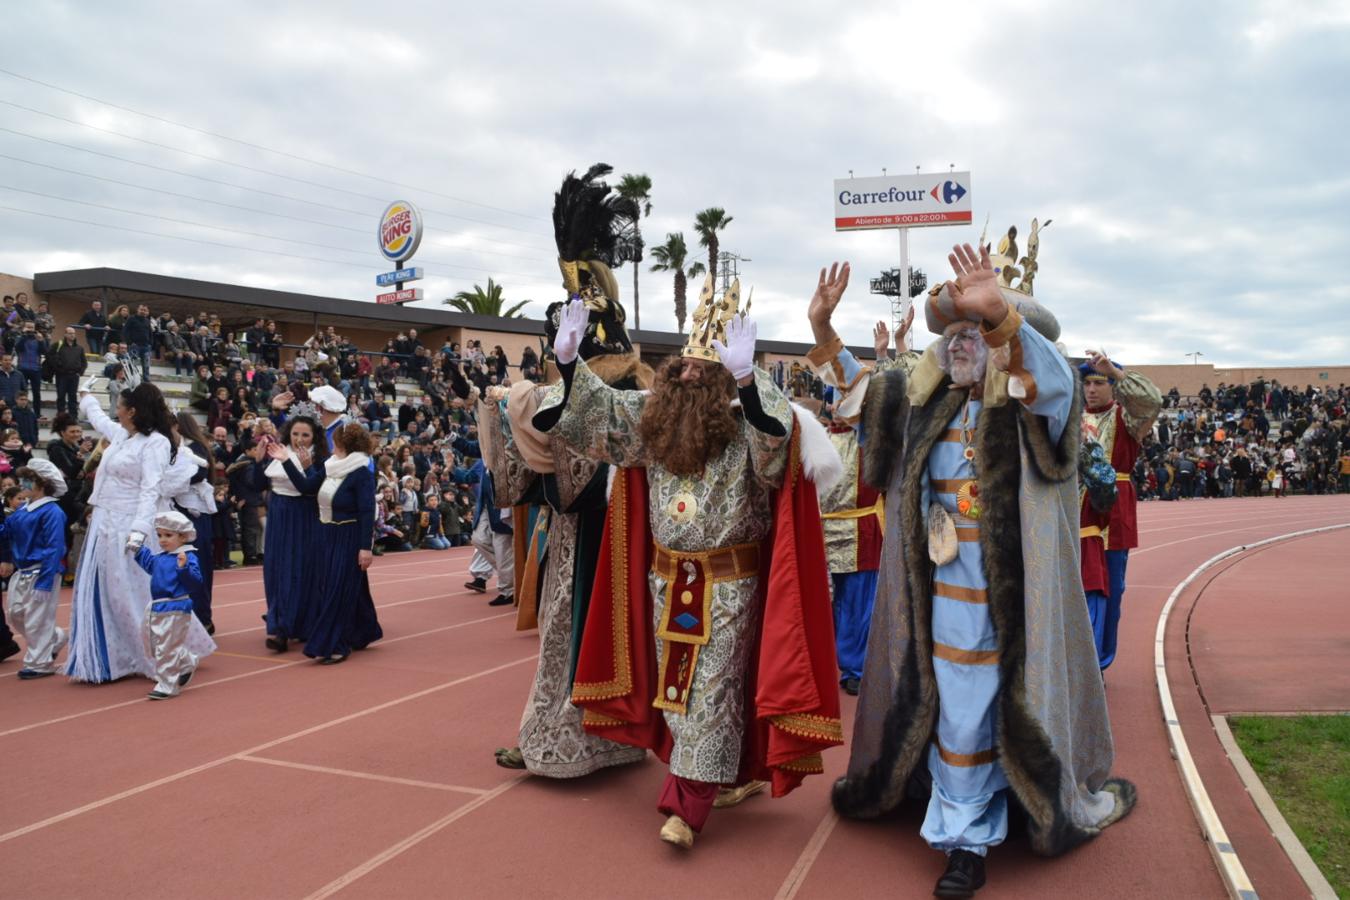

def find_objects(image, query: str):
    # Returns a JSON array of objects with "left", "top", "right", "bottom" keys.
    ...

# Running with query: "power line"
[
  {"left": 0, "top": 97, "right": 553, "bottom": 234},
  {"left": 0, "top": 203, "right": 555, "bottom": 285},
  {"left": 0, "top": 65, "right": 544, "bottom": 221},
  {"left": 0, "top": 183, "right": 551, "bottom": 277},
  {"left": 0, "top": 124, "right": 553, "bottom": 241},
  {"left": 0, "top": 152, "right": 557, "bottom": 259}
]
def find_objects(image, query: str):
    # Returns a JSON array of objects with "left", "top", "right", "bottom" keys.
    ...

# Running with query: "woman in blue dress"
[
  {"left": 268, "top": 422, "right": 380, "bottom": 664},
  {"left": 250, "top": 414, "right": 326, "bottom": 652}
]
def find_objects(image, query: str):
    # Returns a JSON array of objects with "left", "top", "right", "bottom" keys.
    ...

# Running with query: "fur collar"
[
  {"left": 582, "top": 351, "right": 654, "bottom": 390},
  {"left": 791, "top": 403, "right": 844, "bottom": 495}
]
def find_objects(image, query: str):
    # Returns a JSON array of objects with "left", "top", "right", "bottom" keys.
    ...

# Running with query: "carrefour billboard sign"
[{"left": 833, "top": 171, "right": 972, "bottom": 231}]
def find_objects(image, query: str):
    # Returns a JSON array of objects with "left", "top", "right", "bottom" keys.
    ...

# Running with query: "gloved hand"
[
  {"left": 552, "top": 297, "right": 588, "bottom": 365},
  {"left": 710, "top": 314, "right": 757, "bottom": 381},
  {"left": 125, "top": 531, "right": 146, "bottom": 553}
]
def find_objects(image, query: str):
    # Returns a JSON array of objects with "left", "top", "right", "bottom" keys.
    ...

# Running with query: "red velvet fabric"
[{"left": 657, "top": 774, "right": 718, "bottom": 832}]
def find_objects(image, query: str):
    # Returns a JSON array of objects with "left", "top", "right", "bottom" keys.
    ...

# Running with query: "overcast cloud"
[{"left": 2, "top": 0, "right": 1348, "bottom": 365}]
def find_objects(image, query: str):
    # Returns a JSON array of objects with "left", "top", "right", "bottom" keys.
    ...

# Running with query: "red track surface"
[{"left": 2, "top": 495, "right": 1347, "bottom": 899}]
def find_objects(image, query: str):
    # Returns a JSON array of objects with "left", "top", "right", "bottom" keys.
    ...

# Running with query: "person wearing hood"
[
  {"left": 1, "top": 460, "right": 69, "bottom": 678},
  {"left": 130, "top": 511, "right": 215, "bottom": 699}
]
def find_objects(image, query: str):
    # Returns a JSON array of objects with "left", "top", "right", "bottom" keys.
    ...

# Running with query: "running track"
[{"left": 2, "top": 495, "right": 1346, "bottom": 898}]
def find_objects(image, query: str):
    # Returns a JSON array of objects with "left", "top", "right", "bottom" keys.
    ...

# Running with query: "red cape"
[{"left": 569, "top": 422, "right": 843, "bottom": 796}]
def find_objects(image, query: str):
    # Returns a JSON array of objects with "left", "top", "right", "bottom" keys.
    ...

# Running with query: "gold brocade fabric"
[
  {"left": 818, "top": 428, "right": 865, "bottom": 573},
  {"left": 541, "top": 359, "right": 795, "bottom": 782}
]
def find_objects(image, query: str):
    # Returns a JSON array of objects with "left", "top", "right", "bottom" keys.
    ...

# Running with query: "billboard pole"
[{"left": 896, "top": 226, "right": 911, "bottom": 350}]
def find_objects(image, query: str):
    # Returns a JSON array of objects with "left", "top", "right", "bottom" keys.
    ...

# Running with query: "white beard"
[{"left": 948, "top": 357, "right": 987, "bottom": 387}]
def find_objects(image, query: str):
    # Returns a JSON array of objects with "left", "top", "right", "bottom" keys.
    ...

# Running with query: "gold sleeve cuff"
[
  {"left": 806, "top": 335, "right": 845, "bottom": 369},
  {"left": 980, "top": 304, "right": 1022, "bottom": 348},
  {"left": 982, "top": 300, "right": 1020, "bottom": 348}
]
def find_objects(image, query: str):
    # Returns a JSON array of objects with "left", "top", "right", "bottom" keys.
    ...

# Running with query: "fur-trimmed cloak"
[{"left": 832, "top": 363, "right": 1136, "bottom": 857}]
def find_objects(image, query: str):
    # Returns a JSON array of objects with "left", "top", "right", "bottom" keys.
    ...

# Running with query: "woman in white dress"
[{"left": 66, "top": 382, "right": 215, "bottom": 683}]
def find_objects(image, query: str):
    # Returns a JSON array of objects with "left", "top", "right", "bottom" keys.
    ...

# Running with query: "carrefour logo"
[
  {"left": 379, "top": 200, "right": 423, "bottom": 263},
  {"left": 838, "top": 180, "right": 968, "bottom": 206},
  {"left": 932, "top": 180, "right": 967, "bottom": 204}
]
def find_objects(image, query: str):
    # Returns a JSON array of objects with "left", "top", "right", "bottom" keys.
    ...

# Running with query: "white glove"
[
  {"left": 553, "top": 297, "right": 588, "bottom": 365},
  {"left": 710, "top": 314, "right": 757, "bottom": 381},
  {"left": 125, "top": 531, "right": 146, "bottom": 553},
  {"left": 80, "top": 376, "right": 102, "bottom": 397}
]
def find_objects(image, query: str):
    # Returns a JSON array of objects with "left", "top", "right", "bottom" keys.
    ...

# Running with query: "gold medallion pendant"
[
  {"left": 667, "top": 492, "right": 698, "bottom": 525},
  {"left": 955, "top": 480, "right": 982, "bottom": 520}
]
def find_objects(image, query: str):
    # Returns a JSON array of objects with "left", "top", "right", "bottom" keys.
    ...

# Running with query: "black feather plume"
[{"left": 552, "top": 163, "right": 640, "bottom": 266}]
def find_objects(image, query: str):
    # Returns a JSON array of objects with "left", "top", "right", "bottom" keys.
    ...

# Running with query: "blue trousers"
[
  {"left": 831, "top": 570, "right": 877, "bottom": 682},
  {"left": 1093, "top": 549, "right": 1129, "bottom": 670}
]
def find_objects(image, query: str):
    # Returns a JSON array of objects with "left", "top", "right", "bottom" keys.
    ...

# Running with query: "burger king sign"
[{"left": 378, "top": 200, "right": 423, "bottom": 264}]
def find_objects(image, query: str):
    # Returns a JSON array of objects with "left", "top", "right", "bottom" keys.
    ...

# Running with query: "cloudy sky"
[{"left": 2, "top": 0, "right": 1348, "bottom": 365}]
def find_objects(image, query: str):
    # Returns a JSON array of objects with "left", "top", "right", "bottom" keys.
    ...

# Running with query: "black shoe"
[
  {"left": 18, "top": 668, "right": 55, "bottom": 680},
  {"left": 488, "top": 594, "right": 513, "bottom": 607},
  {"left": 205, "top": 622, "right": 215, "bottom": 636},
  {"left": 463, "top": 578, "right": 487, "bottom": 594},
  {"left": 0, "top": 639, "right": 20, "bottom": 663},
  {"left": 266, "top": 636, "right": 289, "bottom": 653},
  {"left": 934, "top": 850, "right": 986, "bottom": 898},
  {"left": 842, "top": 677, "right": 860, "bottom": 696},
  {"left": 221, "top": 560, "right": 238, "bottom": 569},
  {"left": 318, "top": 654, "right": 349, "bottom": 666},
  {"left": 178, "top": 670, "right": 194, "bottom": 688}
]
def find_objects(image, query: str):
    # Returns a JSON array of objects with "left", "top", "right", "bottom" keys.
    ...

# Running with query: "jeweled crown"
[
  {"left": 980, "top": 217, "right": 1051, "bottom": 295},
  {"left": 682, "top": 275, "right": 751, "bottom": 363}
]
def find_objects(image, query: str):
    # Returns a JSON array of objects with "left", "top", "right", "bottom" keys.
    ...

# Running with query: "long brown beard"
[{"left": 638, "top": 358, "right": 739, "bottom": 476}]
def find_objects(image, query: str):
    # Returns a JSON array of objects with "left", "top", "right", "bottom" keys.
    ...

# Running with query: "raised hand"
[
  {"left": 265, "top": 441, "right": 290, "bottom": 462},
  {"left": 897, "top": 304, "right": 915, "bottom": 350},
  {"left": 553, "top": 297, "right": 588, "bottom": 365},
  {"left": 873, "top": 320, "right": 891, "bottom": 359},
  {"left": 808, "top": 262, "right": 851, "bottom": 338},
  {"left": 1085, "top": 350, "right": 1124, "bottom": 382},
  {"left": 271, "top": 391, "right": 294, "bottom": 412},
  {"left": 710, "top": 314, "right": 757, "bottom": 382},
  {"left": 946, "top": 243, "right": 1008, "bottom": 326}
]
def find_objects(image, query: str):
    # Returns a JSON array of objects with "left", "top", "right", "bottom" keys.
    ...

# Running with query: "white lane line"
[
  {"left": 300, "top": 774, "right": 530, "bottom": 900},
  {"left": 0, "top": 612, "right": 515, "bottom": 737},
  {"left": 1154, "top": 522, "right": 1350, "bottom": 900},
  {"left": 0, "top": 654, "right": 537, "bottom": 845},
  {"left": 774, "top": 809, "right": 841, "bottom": 900},
  {"left": 237, "top": 755, "right": 488, "bottom": 796}
]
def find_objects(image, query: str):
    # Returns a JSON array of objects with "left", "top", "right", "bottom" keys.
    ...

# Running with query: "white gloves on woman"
[
  {"left": 553, "top": 297, "right": 588, "bottom": 365},
  {"left": 710, "top": 315, "right": 757, "bottom": 381}
]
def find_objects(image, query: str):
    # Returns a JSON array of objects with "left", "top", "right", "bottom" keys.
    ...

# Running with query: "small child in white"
[
  {"left": 132, "top": 511, "right": 216, "bottom": 700},
  {"left": 1, "top": 460, "right": 69, "bottom": 679}
]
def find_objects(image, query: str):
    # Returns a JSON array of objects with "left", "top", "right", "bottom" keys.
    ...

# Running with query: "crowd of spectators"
[
  {"left": 1135, "top": 380, "right": 1350, "bottom": 499},
  {"left": 0, "top": 294, "right": 554, "bottom": 565}
]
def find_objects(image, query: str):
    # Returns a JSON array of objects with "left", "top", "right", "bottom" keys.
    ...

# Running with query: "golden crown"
[
  {"left": 682, "top": 274, "right": 751, "bottom": 363},
  {"left": 980, "top": 217, "right": 1051, "bottom": 296}
]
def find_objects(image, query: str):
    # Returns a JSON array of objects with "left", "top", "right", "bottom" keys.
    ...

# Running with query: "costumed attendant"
[
  {"left": 271, "top": 385, "right": 355, "bottom": 454},
  {"left": 67, "top": 381, "right": 214, "bottom": 684},
  {"left": 2, "top": 461, "right": 69, "bottom": 679},
  {"left": 815, "top": 227, "right": 1135, "bottom": 899},
  {"left": 170, "top": 412, "right": 218, "bottom": 633},
  {"left": 811, "top": 311, "right": 920, "bottom": 694},
  {"left": 132, "top": 511, "right": 215, "bottom": 699},
  {"left": 1079, "top": 353, "right": 1161, "bottom": 671},
  {"left": 272, "top": 424, "right": 381, "bottom": 664},
  {"left": 540, "top": 284, "right": 844, "bottom": 850},
  {"left": 250, "top": 410, "right": 326, "bottom": 652},
  {"left": 479, "top": 163, "right": 651, "bottom": 776}
]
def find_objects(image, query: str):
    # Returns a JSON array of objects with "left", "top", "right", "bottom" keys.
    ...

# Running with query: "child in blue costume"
[
  {"left": 2, "top": 460, "right": 70, "bottom": 679},
  {"left": 131, "top": 510, "right": 216, "bottom": 699}
]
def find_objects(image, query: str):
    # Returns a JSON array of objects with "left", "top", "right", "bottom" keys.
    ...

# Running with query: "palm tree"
[
  {"left": 649, "top": 233, "right": 707, "bottom": 333},
  {"left": 443, "top": 278, "right": 530, "bottom": 318},
  {"left": 617, "top": 173, "right": 653, "bottom": 329},
  {"left": 693, "top": 207, "right": 733, "bottom": 286}
]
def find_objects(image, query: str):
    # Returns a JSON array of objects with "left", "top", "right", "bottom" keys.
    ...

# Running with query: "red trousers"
[{"left": 657, "top": 773, "right": 718, "bottom": 832}]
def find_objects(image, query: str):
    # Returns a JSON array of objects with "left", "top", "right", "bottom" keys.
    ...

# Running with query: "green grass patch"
[{"left": 1228, "top": 714, "right": 1349, "bottom": 896}]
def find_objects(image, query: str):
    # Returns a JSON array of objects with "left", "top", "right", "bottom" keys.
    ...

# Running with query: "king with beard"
[
  {"left": 813, "top": 229, "right": 1135, "bottom": 899},
  {"left": 533, "top": 279, "right": 844, "bottom": 850}
]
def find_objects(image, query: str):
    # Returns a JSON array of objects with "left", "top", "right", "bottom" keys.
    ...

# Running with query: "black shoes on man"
[{"left": 933, "top": 849, "right": 986, "bottom": 898}]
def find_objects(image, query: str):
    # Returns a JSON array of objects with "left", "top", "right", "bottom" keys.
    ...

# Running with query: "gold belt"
[
  {"left": 1115, "top": 473, "right": 1132, "bottom": 482},
  {"left": 652, "top": 541, "right": 760, "bottom": 583},
  {"left": 821, "top": 495, "right": 885, "bottom": 528}
]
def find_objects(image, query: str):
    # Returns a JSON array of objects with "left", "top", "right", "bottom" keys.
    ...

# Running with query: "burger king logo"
[{"left": 378, "top": 200, "right": 423, "bottom": 263}]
